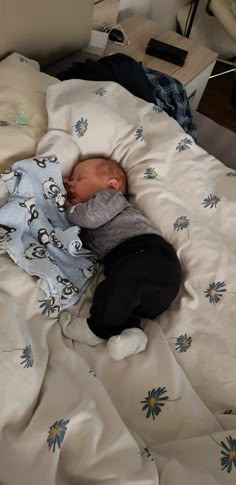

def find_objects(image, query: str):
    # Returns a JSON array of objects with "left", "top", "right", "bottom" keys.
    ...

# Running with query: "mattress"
[{"left": 0, "top": 53, "right": 236, "bottom": 485}]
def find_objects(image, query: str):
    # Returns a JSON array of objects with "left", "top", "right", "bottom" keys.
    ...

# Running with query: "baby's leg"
[
  {"left": 87, "top": 269, "right": 144, "bottom": 340},
  {"left": 138, "top": 240, "right": 181, "bottom": 319},
  {"left": 58, "top": 311, "right": 147, "bottom": 360},
  {"left": 59, "top": 311, "right": 104, "bottom": 346},
  {"left": 86, "top": 262, "right": 148, "bottom": 359}
]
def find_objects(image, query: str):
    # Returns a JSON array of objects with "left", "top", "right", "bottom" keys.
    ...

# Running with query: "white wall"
[
  {"left": 118, "top": 0, "right": 188, "bottom": 31},
  {"left": 149, "top": 0, "right": 179, "bottom": 31},
  {"left": 118, "top": 0, "right": 151, "bottom": 22}
]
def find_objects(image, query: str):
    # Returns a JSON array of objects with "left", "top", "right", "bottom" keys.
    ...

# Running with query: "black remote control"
[{"left": 146, "top": 38, "right": 188, "bottom": 67}]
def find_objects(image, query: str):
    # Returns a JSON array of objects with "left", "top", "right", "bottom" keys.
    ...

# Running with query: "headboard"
[{"left": 0, "top": 0, "right": 93, "bottom": 66}]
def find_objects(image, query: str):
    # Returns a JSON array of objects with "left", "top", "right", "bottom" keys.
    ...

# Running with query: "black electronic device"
[
  {"left": 145, "top": 38, "right": 188, "bottom": 66},
  {"left": 108, "top": 28, "right": 125, "bottom": 44}
]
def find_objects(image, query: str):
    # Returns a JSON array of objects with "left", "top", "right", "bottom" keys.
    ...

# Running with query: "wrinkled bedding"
[{"left": 0, "top": 55, "right": 236, "bottom": 485}]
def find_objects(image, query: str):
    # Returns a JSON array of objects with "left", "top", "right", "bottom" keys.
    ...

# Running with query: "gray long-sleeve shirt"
[{"left": 67, "top": 189, "right": 160, "bottom": 258}]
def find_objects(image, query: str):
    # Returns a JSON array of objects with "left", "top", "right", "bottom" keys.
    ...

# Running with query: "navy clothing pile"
[{"left": 58, "top": 53, "right": 197, "bottom": 140}]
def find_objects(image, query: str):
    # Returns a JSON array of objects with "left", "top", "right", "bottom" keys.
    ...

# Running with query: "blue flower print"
[
  {"left": 141, "top": 447, "right": 154, "bottom": 462},
  {"left": 175, "top": 334, "right": 192, "bottom": 353},
  {"left": 153, "top": 105, "right": 162, "bottom": 113},
  {"left": 226, "top": 172, "right": 236, "bottom": 177},
  {"left": 144, "top": 167, "right": 158, "bottom": 179},
  {"left": 75, "top": 117, "right": 88, "bottom": 137},
  {"left": 202, "top": 194, "right": 220, "bottom": 209},
  {"left": 39, "top": 295, "right": 60, "bottom": 316},
  {"left": 221, "top": 435, "right": 236, "bottom": 473},
  {"left": 173, "top": 216, "right": 190, "bottom": 231},
  {"left": 0, "top": 120, "right": 10, "bottom": 127},
  {"left": 135, "top": 125, "right": 144, "bottom": 142},
  {"left": 47, "top": 419, "right": 70, "bottom": 452},
  {"left": 3, "top": 344, "right": 34, "bottom": 368},
  {"left": 176, "top": 137, "right": 192, "bottom": 152},
  {"left": 95, "top": 87, "right": 107, "bottom": 96},
  {"left": 204, "top": 281, "right": 227, "bottom": 305},
  {"left": 20, "top": 345, "right": 34, "bottom": 368},
  {"left": 141, "top": 387, "right": 169, "bottom": 420}
]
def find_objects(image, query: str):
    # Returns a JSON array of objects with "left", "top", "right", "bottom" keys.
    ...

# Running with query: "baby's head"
[{"left": 63, "top": 157, "right": 127, "bottom": 205}]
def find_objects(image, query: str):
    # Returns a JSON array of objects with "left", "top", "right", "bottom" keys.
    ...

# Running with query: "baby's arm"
[{"left": 67, "top": 189, "right": 129, "bottom": 229}]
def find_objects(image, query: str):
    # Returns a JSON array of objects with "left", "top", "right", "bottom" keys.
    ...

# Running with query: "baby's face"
[{"left": 63, "top": 159, "right": 109, "bottom": 205}]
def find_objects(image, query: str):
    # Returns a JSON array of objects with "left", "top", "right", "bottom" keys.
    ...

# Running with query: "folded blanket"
[{"left": 0, "top": 157, "right": 98, "bottom": 310}]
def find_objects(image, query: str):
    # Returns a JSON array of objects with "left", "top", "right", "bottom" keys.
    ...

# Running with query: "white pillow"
[
  {"left": 37, "top": 79, "right": 183, "bottom": 177},
  {"left": 0, "top": 54, "right": 59, "bottom": 173}
]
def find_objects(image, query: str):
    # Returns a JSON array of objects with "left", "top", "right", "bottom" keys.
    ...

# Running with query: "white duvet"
[{"left": 0, "top": 56, "right": 236, "bottom": 485}]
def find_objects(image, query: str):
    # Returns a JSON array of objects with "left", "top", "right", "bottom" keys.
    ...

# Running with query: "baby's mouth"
[{"left": 67, "top": 192, "right": 78, "bottom": 203}]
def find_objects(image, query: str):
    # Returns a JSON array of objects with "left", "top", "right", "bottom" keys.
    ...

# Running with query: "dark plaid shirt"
[{"left": 144, "top": 66, "right": 197, "bottom": 141}]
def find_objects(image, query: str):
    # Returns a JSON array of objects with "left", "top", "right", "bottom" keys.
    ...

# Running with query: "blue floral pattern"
[
  {"left": 3, "top": 344, "right": 34, "bottom": 368},
  {"left": 141, "top": 387, "right": 169, "bottom": 420},
  {"left": 135, "top": 125, "right": 144, "bottom": 142},
  {"left": 141, "top": 447, "right": 154, "bottom": 461},
  {"left": 75, "top": 117, "right": 88, "bottom": 137},
  {"left": 173, "top": 216, "right": 190, "bottom": 231},
  {"left": 175, "top": 334, "right": 192, "bottom": 353},
  {"left": 39, "top": 296, "right": 60, "bottom": 316},
  {"left": 144, "top": 167, "right": 158, "bottom": 179},
  {"left": 47, "top": 419, "right": 70, "bottom": 452},
  {"left": 204, "top": 281, "right": 227, "bottom": 305},
  {"left": 95, "top": 87, "right": 107, "bottom": 96},
  {"left": 221, "top": 435, "right": 236, "bottom": 473},
  {"left": 20, "top": 345, "right": 34, "bottom": 368},
  {"left": 176, "top": 137, "right": 192, "bottom": 152},
  {"left": 202, "top": 194, "right": 220, "bottom": 209}
]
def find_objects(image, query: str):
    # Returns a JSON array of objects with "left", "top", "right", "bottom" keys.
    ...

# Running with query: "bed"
[{"left": 0, "top": 2, "right": 236, "bottom": 484}]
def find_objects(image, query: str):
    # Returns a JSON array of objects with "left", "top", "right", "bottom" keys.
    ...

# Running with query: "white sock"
[
  {"left": 58, "top": 311, "right": 104, "bottom": 346},
  {"left": 107, "top": 328, "right": 147, "bottom": 361}
]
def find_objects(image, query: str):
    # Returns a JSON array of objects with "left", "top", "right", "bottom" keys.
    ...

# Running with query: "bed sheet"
[{"left": 0, "top": 70, "right": 236, "bottom": 484}]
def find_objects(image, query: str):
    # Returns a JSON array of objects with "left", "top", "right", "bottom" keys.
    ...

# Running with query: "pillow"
[
  {"left": 37, "top": 78, "right": 236, "bottom": 251},
  {"left": 0, "top": 53, "right": 59, "bottom": 173},
  {"left": 37, "top": 79, "right": 183, "bottom": 177}
]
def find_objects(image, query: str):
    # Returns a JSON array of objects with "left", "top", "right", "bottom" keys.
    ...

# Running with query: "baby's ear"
[{"left": 107, "top": 178, "right": 119, "bottom": 190}]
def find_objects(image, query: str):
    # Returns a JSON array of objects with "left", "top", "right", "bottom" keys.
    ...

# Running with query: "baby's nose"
[{"left": 63, "top": 178, "right": 73, "bottom": 190}]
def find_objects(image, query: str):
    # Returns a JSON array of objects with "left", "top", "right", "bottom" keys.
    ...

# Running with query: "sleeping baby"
[{"left": 59, "top": 157, "right": 181, "bottom": 360}]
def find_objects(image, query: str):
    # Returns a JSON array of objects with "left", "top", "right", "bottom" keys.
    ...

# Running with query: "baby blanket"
[{"left": 0, "top": 157, "right": 98, "bottom": 309}]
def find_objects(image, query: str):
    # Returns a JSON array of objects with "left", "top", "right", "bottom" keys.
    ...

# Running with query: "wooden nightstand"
[
  {"left": 103, "top": 16, "right": 218, "bottom": 110},
  {"left": 45, "top": 15, "right": 217, "bottom": 111}
]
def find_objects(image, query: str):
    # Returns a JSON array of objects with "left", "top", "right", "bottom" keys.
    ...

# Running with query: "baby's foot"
[
  {"left": 58, "top": 312, "right": 104, "bottom": 346},
  {"left": 107, "top": 328, "right": 147, "bottom": 361}
]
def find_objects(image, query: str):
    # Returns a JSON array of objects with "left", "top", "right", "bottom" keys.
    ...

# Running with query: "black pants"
[{"left": 87, "top": 234, "right": 181, "bottom": 340}]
